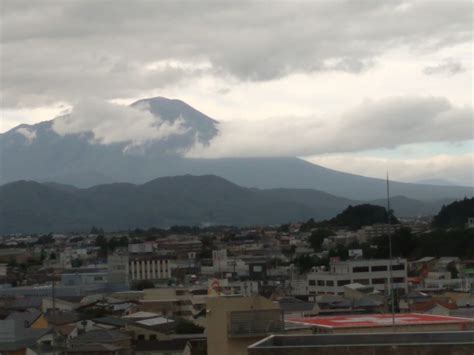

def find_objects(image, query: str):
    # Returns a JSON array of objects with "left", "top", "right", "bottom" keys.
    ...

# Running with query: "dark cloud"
[{"left": 1, "top": 0, "right": 472, "bottom": 108}]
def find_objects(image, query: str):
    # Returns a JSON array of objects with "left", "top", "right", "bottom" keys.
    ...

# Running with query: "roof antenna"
[{"left": 387, "top": 172, "right": 395, "bottom": 331}]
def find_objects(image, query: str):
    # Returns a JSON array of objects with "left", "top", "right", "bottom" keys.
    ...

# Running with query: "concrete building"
[
  {"left": 248, "top": 332, "right": 474, "bottom": 354},
  {"left": 108, "top": 253, "right": 172, "bottom": 284},
  {"left": 466, "top": 217, "right": 474, "bottom": 229},
  {"left": 129, "top": 243, "right": 154, "bottom": 254},
  {"left": 357, "top": 224, "right": 402, "bottom": 242},
  {"left": 206, "top": 296, "right": 284, "bottom": 355},
  {"left": 307, "top": 259, "right": 408, "bottom": 297},
  {"left": 129, "top": 255, "right": 171, "bottom": 281},
  {"left": 286, "top": 313, "right": 474, "bottom": 334},
  {"left": 60, "top": 268, "right": 108, "bottom": 286},
  {"left": 108, "top": 254, "right": 130, "bottom": 285},
  {"left": 423, "top": 271, "right": 462, "bottom": 290}
]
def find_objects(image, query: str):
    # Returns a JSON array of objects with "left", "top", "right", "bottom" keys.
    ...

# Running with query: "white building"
[
  {"left": 307, "top": 259, "right": 408, "bottom": 297},
  {"left": 129, "top": 255, "right": 172, "bottom": 281},
  {"left": 128, "top": 243, "right": 154, "bottom": 254},
  {"left": 357, "top": 224, "right": 402, "bottom": 242},
  {"left": 108, "top": 253, "right": 172, "bottom": 283},
  {"left": 212, "top": 249, "right": 228, "bottom": 273},
  {"left": 466, "top": 217, "right": 474, "bottom": 229}
]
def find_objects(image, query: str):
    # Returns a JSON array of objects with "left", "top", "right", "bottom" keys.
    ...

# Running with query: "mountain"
[
  {"left": 414, "top": 179, "right": 459, "bottom": 186},
  {"left": 432, "top": 197, "right": 474, "bottom": 229},
  {"left": 0, "top": 175, "right": 331, "bottom": 233},
  {"left": 1, "top": 97, "right": 473, "bottom": 201},
  {"left": 0, "top": 175, "right": 456, "bottom": 233}
]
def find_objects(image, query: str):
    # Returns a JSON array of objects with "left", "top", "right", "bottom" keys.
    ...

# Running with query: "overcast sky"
[{"left": 1, "top": 0, "right": 473, "bottom": 185}]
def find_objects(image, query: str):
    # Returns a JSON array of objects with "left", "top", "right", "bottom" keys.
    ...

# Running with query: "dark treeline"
[
  {"left": 295, "top": 227, "right": 474, "bottom": 274},
  {"left": 432, "top": 197, "right": 474, "bottom": 229},
  {"left": 300, "top": 204, "right": 398, "bottom": 232}
]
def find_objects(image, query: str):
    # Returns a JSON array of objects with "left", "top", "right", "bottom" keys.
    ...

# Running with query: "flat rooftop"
[
  {"left": 249, "top": 331, "right": 474, "bottom": 350},
  {"left": 287, "top": 313, "right": 473, "bottom": 329}
]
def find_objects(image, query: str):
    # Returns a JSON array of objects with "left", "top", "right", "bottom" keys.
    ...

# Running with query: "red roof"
[
  {"left": 287, "top": 313, "right": 472, "bottom": 329},
  {"left": 411, "top": 298, "right": 458, "bottom": 312}
]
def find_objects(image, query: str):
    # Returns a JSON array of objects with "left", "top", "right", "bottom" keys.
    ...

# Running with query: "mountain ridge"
[
  {"left": 0, "top": 175, "right": 456, "bottom": 234},
  {"left": 1, "top": 97, "right": 473, "bottom": 201}
]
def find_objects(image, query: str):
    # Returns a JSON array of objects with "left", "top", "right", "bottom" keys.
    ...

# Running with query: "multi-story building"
[
  {"left": 307, "top": 259, "right": 408, "bottom": 297},
  {"left": 60, "top": 268, "right": 108, "bottom": 286},
  {"left": 108, "top": 253, "right": 172, "bottom": 284},
  {"left": 207, "top": 296, "right": 284, "bottom": 355},
  {"left": 129, "top": 254, "right": 172, "bottom": 281},
  {"left": 357, "top": 224, "right": 402, "bottom": 242}
]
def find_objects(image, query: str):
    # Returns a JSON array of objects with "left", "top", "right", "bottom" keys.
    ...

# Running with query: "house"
[
  {"left": 0, "top": 319, "right": 54, "bottom": 355},
  {"left": 68, "top": 329, "right": 132, "bottom": 351},
  {"left": 6, "top": 309, "right": 49, "bottom": 329}
]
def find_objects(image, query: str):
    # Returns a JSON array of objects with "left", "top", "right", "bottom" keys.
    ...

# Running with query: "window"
[
  {"left": 149, "top": 334, "right": 157, "bottom": 340},
  {"left": 326, "top": 280, "right": 334, "bottom": 286},
  {"left": 337, "top": 280, "right": 350, "bottom": 286},
  {"left": 392, "top": 277, "right": 405, "bottom": 283},
  {"left": 353, "top": 266, "right": 369, "bottom": 273},
  {"left": 391, "top": 264, "right": 405, "bottom": 271},
  {"left": 372, "top": 278, "right": 386, "bottom": 285},
  {"left": 317, "top": 280, "right": 324, "bottom": 286},
  {"left": 137, "top": 335, "right": 145, "bottom": 340},
  {"left": 308, "top": 280, "right": 316, "bottom": 286},
  {"left": 371, "top": 265, "right": 387, "bottom": 272}
]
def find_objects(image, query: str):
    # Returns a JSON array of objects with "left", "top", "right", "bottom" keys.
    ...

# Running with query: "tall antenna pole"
[
  {"left": 386, "top": 172, "right": 395, "bottom": 331},
  {"left": 52, "top": 268, "right": 56, "bottom": 314}
]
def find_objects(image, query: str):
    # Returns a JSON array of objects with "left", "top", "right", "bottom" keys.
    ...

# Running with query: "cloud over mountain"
[
  {"left": 52, "top": 99, "right": 188, "bottom": 147},
  {"left": 187, "top": 96, "right": 473, "bottom": 157}
]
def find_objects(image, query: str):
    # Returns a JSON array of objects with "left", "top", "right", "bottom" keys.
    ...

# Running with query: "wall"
[
  {"left": 206, "top": 296, "right": 280, "bottom": 355},
  {"left": 249, "top": 344, "right": 474, "bottom": 355}
]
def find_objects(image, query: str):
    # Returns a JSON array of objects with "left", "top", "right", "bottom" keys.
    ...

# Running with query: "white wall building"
[
  {"left": 307, "top": 259, "right": 408, "bottom": 297},
  {"left": 129, "top": 256, "right": 172, "bottom": 281},
  {"left": 108, "top": 253, "right": 172, "bottom": 283}
]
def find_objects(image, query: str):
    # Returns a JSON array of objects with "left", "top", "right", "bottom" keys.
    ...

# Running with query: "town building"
[
  {"left": 248, "top": 331, "right": 474, "bottom": 354},
  {"left": 286, "top": 313, "right": 474, "bottom": 334},
  {"left": 206, "top": 296, "right": 284, "bottom": 355},
  {"left": 307, "top": 258, "right": 408, "bottom": 297}
]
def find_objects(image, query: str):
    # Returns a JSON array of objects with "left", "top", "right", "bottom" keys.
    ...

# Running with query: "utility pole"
[
  {"left": 51, "top": 268, "right": 56, "bottom": 314},
  {"left": 387, "top": 173, "right": 395, "bottom": 331}
]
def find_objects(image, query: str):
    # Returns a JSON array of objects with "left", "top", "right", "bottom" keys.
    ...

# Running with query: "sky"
[{"left": 1, "top": 0, "right": 473, "bottom": 185}]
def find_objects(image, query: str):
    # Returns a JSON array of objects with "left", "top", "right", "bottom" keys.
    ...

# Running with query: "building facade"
[{"left": 307, "top": 259, "right": 408, "bottom": 296}]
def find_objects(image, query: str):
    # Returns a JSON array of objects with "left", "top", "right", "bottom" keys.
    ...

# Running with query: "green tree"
[
  {"left": 447, "top": 262, "right": 459, "bottom": 279},
  {"left": 294, "top": 255, "right": 325, "bottom": 274},
  {"left": 308, "top": 229, "right": 335, "bottom": 251},
  {"left": 95, "top": 235, "right": 108, "bottom": 257},
  {"left": 132, "top": 280, "right": 155, "bottom": 290},
  {"left": 300, "top": 218, "right": 318, "bottom": 232},
  {"left": 329, "top": 204, "right": 399, "bottom": 230},
  {"left": 278, "top": 223, "right": 290, "bottom": 233},
  {"left": 328, "top": 244, "right": 349, "bottom": 261},
  {"left": 175, "top": 319, "right": 204, "bottom": 334}
]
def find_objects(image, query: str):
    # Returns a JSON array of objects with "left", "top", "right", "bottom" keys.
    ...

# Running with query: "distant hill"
[
  {"left": 432, "top": 197, "right": 474, "bottom": 229},
  {"left": 327, "top": 204, "right": 399, "bottom": 230},
  {"left": 1, "top": 97, "right": 473, "bottom": 201},
  {"left": 415, "top": 178, "right": 459, "bottom": 186},
  {"left": 0, "top": 175, "right": 457, "bottom": 234}
]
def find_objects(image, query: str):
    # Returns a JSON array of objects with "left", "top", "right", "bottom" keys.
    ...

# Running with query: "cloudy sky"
[{"left": 1, "top": 0, "right": 473, "bottom": 185}]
